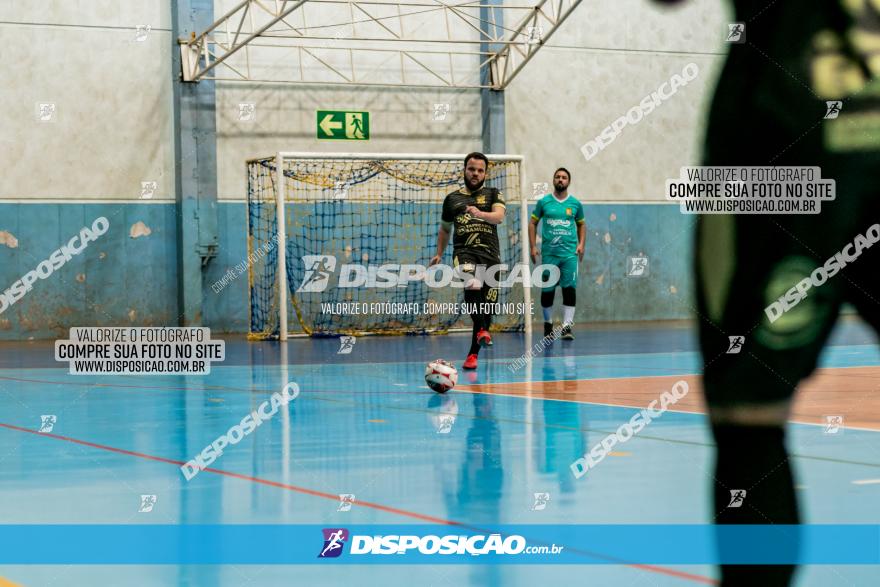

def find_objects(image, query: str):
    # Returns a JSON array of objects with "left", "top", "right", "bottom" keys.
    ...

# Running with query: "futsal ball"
[{"left": 425, "top": 359, "right": 458, "bottom": 393}]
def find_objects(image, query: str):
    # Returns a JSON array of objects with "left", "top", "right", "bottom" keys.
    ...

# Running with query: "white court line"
[
  {"left": 851, "top": 479, "right": 880, "bottom": 485},
  {"left": 456, "top": 378, "right": 880, "bottom": 433}
]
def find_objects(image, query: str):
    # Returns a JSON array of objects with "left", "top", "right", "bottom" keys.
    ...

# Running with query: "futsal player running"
[
  {"left": 528, "top": 168, "right": 585, "bottom": 339},
  {"left": 654, "top": 0, "right": 880, "bottom": 584},
  {"left": 430, "top": 152, "right": 506, "bottom": 370}
]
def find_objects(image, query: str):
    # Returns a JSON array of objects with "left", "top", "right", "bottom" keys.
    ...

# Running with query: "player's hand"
[
  {"left": 464, "top": 205, "right": 482, "bottom": 219},
  {"left": 576, "top": 243, "right": 584, "bottom": 261},
  {"left": 429, "top": 255, "right": 442, "bottom": 267},
  {"left": 530, "top": 246, "right": 539, "bottom": 264}
]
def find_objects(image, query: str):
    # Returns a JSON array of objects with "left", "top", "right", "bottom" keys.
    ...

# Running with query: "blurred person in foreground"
[{"left": 654, "top": 1, "right": 880, "bottom": 585}]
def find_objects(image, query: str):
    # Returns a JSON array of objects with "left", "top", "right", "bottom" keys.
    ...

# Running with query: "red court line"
[
  {"left": 0, "top": 374, "right": 434, "bottom": 396},
  {"left": 0, "top": 422, "right": 448, "bottom": 524},
  {"left": 0, "top": 421, "right": 715, "bottom": 584},
  {"left": 0, "top": 374, "right": 243, "bottom": 394}
]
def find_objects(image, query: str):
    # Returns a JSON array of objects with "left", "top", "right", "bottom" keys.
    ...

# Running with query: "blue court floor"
[{"left": 0, "top": 320, "right": 878, "bottom": 586}]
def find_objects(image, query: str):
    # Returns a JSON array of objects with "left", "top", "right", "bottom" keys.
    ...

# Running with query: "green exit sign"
[{"left": 317, "top": 110, "right": 370, "bottom": 140}]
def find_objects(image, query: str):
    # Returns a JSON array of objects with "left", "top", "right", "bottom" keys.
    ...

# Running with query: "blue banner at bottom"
[{"left": 0, "top": 525, "right": 876, "bottom": 564}]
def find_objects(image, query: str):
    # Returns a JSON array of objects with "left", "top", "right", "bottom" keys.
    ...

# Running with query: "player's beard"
[{"left": 465, "top": 177, "right": 484, "bottom": 192}]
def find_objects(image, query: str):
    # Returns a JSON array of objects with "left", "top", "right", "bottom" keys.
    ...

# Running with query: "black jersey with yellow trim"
[
  {"left": 705, "top": 0, "right": 880, "bottom": 163},
  {"left": 440, "top": 186, "right": 506, "bottom": 263}
]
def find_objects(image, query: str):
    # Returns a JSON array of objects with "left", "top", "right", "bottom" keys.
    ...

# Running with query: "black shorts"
[
  {"left": 696, "top": 178, "right": 880, "bottom": 407},
  {"left": 452, "top": 251, "right": 500, "bottom": 274},
  {"left": 452, "top": 251, "right": 502, "bottom": 300}
]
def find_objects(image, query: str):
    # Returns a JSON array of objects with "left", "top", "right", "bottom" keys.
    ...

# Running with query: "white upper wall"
[
  {"left": 0, "top": 1, "right": 173, "bottom": 200},
  {"left": 216, "top": 84, "right": 483, "bottom": 200},
  {"left": 1, "top": 0, "right": 729, "bottom": 202},
  {"left": 213, "top": 0, "right": 486, "bottom": 200},
  {"left": 507, "top": 0, "right": 731, "bottom": 201},
  {"left": 0, "top": 1, "right": 169, "bottom": 28}
]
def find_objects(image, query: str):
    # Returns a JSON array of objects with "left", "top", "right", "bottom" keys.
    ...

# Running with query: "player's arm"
[
  {"left": 464, "top": 189, "right": 505, "bottom": 225},
  {"left": 575, "top": 202, "right": 585, "bottom": 261},
  {"left": 528, "top": 219, "right": 540, "bottom": 264},
  {"left": 528, "top": 198, "right": 543, "bottom": 264},
  {"left": 464, "top": 204, "right": 505, "bottom": 225},
  {"left": 430, "top": 224, "right": 450, "bottom": 266},
  {"left": 431, "top": 197, "right": 454, "bottom": 266},
  {"left": 576, "top": 222, "right": 586, "bottom": 261}
]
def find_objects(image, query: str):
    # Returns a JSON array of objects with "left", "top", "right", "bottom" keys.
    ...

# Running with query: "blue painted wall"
[
  {"left": 0, "top": 202, "right": 694, "bottom": 340},
  {"left": 203, "top": 202, "right": 252, "bottom": 334},
  {"left": 575, "top": 204, "right": 695, "bottom": 322},
  {"left": 0, "top": 204, "right": 178, "bottom": 340}
]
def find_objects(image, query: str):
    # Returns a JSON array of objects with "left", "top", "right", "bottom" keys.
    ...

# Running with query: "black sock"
[
  {"left": 465, "top": 289, "right": 481, "bottom": 355},
  {"left": 468, "top": 322, "right": 481, "bottom": 355},
  {"left": 712, "top": 423, "right": 799, "bottom": 586},
  {"left": 481, "top": 285, "right": 495, "bottom": 332}
]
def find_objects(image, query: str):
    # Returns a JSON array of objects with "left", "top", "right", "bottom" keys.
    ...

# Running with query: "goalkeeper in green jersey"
[{"left": 528, "top": 168, "right": 585, "bottom": 340}]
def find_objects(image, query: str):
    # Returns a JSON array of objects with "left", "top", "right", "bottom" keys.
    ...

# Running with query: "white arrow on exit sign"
[{"left": 319, "top": 114, "right": 343, "bottom": 136}]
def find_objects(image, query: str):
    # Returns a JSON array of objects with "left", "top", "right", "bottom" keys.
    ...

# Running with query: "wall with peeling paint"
[
  {"left": 0, "top": 204, "right": 178, "bottom": 340},
  {"left": 0, "top": 200, "right": 693, "bottom": 340},
  {"left": 569, "top": 203, "right": 694, "bottom": 321}
]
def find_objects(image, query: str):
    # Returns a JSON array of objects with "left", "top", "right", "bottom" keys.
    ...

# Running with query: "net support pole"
[
  {"left": 519, "top": 158, "right": 532, "bottom": 337},
  {"left": 276, "top": 152, "right": 289, "bottom": 340},
  {"left": 280, "top": 341, "right": 291, "bottom": 513}
]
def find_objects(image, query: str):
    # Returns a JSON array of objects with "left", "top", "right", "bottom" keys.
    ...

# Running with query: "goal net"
[{"left": 247, "top": 153, "right": 528, "bottom": 339}]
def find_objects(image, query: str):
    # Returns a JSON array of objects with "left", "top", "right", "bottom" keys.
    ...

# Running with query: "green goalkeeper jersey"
[{"left": 531, "top": 194, "right": 585, "bottom": 257}]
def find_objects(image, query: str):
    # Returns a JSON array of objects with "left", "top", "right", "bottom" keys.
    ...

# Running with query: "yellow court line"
[{"left": 0, "top": 576, "right": 23, "bottom": 587}]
